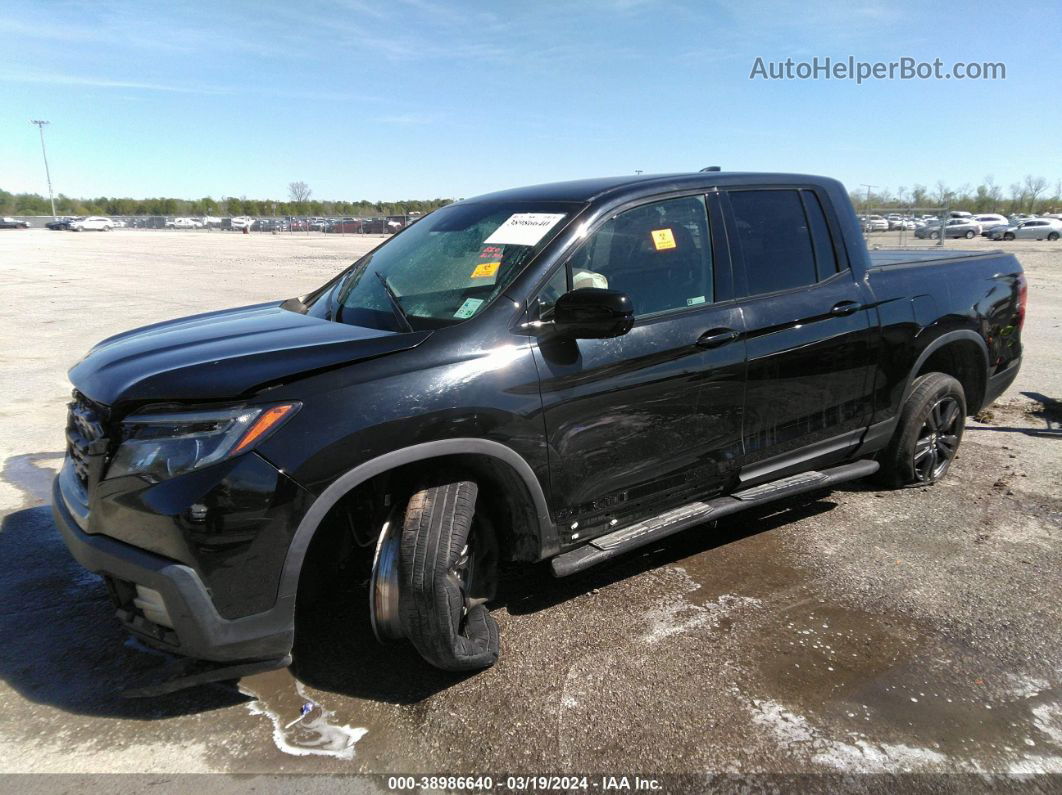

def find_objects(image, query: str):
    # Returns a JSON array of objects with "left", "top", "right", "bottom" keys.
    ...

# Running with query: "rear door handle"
[
  {"left": 696, "top": 328, "right": 740, "bottom": 348},
  {"left": 830, "top": 301, "right": 861, "bottom": 316}
]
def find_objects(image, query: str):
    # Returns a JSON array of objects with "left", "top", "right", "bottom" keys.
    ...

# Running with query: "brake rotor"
[{"left": 369, "top": 516, "right": 403, "bottom": 642}]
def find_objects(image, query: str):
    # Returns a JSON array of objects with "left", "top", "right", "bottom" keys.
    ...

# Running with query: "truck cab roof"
[{"left": 467, "top": 172, "right": 846, "bottom": 205}]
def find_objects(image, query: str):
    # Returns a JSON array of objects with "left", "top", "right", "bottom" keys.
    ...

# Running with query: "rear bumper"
[
  {"left": 52, "top": 476, "right": 294, "bottom": 662},
  {"left": 983, "top": 355, "right": 1022, "bottom": 410}
]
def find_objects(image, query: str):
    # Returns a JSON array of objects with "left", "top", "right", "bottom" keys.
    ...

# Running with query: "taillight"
[{"left": 1016, "top": 274, "right": 1028, "bottom": 331}]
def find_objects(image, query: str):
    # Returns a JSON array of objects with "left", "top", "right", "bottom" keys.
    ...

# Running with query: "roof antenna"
[{"left": 700, "top": 166, "right": 722, "bottom": 172}]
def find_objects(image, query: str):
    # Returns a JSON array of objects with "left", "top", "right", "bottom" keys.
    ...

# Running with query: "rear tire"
[
  {"left": 876, "top": 373, "right": 966, "bottom": 488},
  {"left": 1004, "top": 232, "right": 1015, "bottom": 241},
  {"left": 1049, "top": 232, "right": 1060, "bottom": 241},
  {"left": 965, "top": 230, "right": 975, "bottom": 239},
  {"left": 398, "top": 477, "right": 500, "bottom": 671},
  {"left": 929, "top": 231, "right": 939, "bottom": 240}
]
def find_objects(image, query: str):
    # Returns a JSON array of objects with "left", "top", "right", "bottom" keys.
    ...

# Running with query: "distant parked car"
[
  {"left": 915, "top": 218, "right": 980, "bottom": 239},
  {"left": 111, "top": 219, "right": 127, "bottom": 228},
  {"left": 989, "top": 218, "right": 1062, "bottom": 241},
  {"left": 0, "top": 217, "right": 29, "bottom": 229},
  {"left": 325, "top": 219, "right": 362, "bottom": 233},
  {"left": 229, "top": 216, "right": 255, "bottom": 231},
  {"left": 256, "top": 218, "right": 288, "bottom": 232},
  {"left": 71, "top": 216, "right": 114, "bottom": 232},
  {"left": 46, "top": 217, "right": 76, "bottom": 230},
  {"left": 862, "top": 215, "right": 888, "bottom": 232},
  {"left": 200, "top": 216, "right": 222, "bottom": 227},
  {"left": 973, "top": 214, "right": 1007, "bottom": 235},
  {"left": 166, "top": 217, "right": 203, "bottom": 229}
]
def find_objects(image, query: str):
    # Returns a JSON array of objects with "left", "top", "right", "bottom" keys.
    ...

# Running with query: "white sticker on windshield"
[
  {"left": 483, "top": 213, "right": 566, "bottom": 247},
  {"left": 454, "top": 297, "right": 484, "bottom": 319}
]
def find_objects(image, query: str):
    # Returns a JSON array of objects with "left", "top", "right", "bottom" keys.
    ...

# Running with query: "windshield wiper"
[{"left": 375, "top": 271, "right": 414, "bottom": 333}]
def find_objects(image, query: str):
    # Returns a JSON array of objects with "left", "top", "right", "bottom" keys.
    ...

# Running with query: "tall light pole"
[
  {"left": 859, "top": 183, "right": 877, "bottom": 212},
  {"left": 30, "top": 120, "right": 57, "bottom": 219}
]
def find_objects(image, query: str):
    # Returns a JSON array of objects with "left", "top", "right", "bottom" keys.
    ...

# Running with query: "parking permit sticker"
[
  {"left": 484, "top": 213, "right": 566, "bottom": 246},
  {"left": 651, "top": 228, "right": 676, "bottom": 250},
  {"left": 471, "top": 261, "right": 501, "bottom": 279},
  {"left": 687, "top": 295, "right": 706, "bottom": 306},
  {"left": 454, "top": 297, "right": 484, "bottom": 319}
]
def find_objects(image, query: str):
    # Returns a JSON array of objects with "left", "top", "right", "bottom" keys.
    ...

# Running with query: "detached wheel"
[
  {"left": 396, "top": 477, "right": 499, "bottom": 671},
  {"left": 876, "top": 373, "right": 966, "bottom": 488}
]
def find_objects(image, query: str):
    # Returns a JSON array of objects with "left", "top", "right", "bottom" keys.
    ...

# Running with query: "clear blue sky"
[{"left": 2, "top": 0, "right": 1059, "bottom": 202}]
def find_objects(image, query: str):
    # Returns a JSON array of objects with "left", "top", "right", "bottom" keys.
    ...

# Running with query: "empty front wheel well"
[
  {"left": 295, "top": 453, "right": 542, "bottom": 609},
  {"left": 915, "top": 340, "right": 986, "bottom": 413}
]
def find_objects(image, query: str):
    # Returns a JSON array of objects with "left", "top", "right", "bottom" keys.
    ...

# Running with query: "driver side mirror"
[{"left": 553, "top": 288, "right": 634, "bottom": 339}]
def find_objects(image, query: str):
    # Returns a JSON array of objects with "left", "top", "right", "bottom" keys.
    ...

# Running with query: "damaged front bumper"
[{"left": 52, "top": 475, "right": 295, "bottom": 663}]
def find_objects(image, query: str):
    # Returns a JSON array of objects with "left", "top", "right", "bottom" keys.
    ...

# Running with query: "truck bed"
[{"left": 867, "top": 248, "right": 1003, "bottom": 268}]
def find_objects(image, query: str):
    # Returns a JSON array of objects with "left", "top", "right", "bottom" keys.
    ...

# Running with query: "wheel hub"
[{"left": 913, "top": 396, "right": 961, "bottom": 483}]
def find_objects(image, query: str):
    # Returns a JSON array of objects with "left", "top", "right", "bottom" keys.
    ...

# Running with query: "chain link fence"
[{"left": 4, "top": 214, "right": 420, "bottom": 234}]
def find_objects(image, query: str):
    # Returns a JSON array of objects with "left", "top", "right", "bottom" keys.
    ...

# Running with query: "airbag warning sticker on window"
[
  {"left": 483, "top": 213, "right": 566, "bottom": 247},
  {"left": 471, "top": 261, "right": 500, "bottom": 279},
  {"left": 650, "top": 228, "right": 676, "bottom": 250}
]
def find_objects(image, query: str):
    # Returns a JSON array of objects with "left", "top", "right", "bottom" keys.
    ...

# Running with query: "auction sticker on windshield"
[
  {"left": 483, "top": 213, "right": 566, "bottom": 246},
  {"left": 454, "top": 297, "right": 484, "bottom": 319}
]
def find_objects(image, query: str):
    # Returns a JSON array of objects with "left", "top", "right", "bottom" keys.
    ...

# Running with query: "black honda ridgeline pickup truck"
[{"left": 54, "top": 172, "right": 1025, "bottom": 678}]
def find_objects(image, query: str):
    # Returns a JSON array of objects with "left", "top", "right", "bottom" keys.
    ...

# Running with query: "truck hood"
[{"left": 70, "top": 301, "right": 431, "bottom": 406}]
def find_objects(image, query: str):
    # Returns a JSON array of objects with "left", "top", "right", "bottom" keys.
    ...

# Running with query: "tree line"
[
  {"left": 4, "top": 173, "right": 1060, "bottom": 218},
  {"left": 849, "top": 175, "right": 1061, "bottom": 213},
  {"left": 0, "top": 188, "right": 453, "bottom": 218}
]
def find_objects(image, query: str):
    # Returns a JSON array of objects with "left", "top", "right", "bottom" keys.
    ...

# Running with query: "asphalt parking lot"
[{"left": 0, "top": 229, "right": 1059, "bottom": 780}]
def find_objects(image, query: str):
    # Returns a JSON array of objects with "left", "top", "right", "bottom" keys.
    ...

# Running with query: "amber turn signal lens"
[{"left": 231, "top": 404, "right": 297, "bottom": 456}]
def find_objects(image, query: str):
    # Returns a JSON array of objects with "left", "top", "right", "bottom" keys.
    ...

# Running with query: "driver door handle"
[
  {"left": 830, "top": 300, "right": 861, "bottom": 316},
  {"left": 696, "top": 328, "right": 740, "bottom": 348}
]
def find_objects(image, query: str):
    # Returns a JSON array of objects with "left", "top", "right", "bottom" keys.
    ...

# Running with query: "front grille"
[{"left": 66, "top": 393, "right": 109, "bottom": 488}]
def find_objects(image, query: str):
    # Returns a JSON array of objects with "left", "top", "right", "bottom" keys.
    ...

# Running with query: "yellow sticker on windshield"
[
  {"left": 471, "top": 261, "right": 501, "bottom": 279},
  {"left": 651, "top": 228, "right": 676, "bottom": 250}
]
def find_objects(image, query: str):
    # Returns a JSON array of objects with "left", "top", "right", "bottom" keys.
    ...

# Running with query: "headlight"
[{"left": 107, "top": 403, "right": 300, "bottom": 482}]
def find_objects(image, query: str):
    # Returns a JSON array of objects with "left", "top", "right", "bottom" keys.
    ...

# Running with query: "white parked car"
[
  {"left": 166, "top": 217, "right": 203, "bottom": 229},
  {"left": 973, "top": 214, "right": 1008, "bottom": 237},
  {"left": 200, "top": 216, "right": 222, "bottom": 227},
  {"left": 230, "top": 216, "right": 256, "bottom": 230},
  {"left": 71, "top": 216, "right": 114, "bottom": 232},
  {"left": 862, "top": 215, "right": 888, "bottom": 232},
  {"left": 973, "top": 214, "right": 1007, "bottom": 228}
]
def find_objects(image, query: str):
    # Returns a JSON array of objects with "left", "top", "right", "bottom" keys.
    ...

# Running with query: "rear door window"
[{"left": 729, "top": 189, "right": 818, "bottom": 295}]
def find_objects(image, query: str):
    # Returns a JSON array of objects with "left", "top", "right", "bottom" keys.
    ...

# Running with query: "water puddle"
[
  {"left": 746, "top": 599, "right": 1062, "bottom": 771},
  {"left": 239, "top": 668, "right": 368, "bottom": 760}
]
